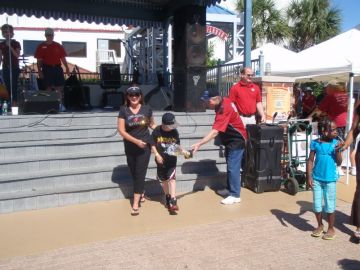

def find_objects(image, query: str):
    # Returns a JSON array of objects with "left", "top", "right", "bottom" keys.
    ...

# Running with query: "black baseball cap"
[
  {"left": 126, "top": 86, "right": 142, "bottom": 95},
  {"left": 162, "top": 112, "right": 178, "bottom": 129}
]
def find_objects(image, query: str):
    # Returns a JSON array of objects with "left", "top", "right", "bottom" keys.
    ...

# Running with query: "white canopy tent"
[{"left": 272, "top": 24, "right": 360, "bottom": 83}]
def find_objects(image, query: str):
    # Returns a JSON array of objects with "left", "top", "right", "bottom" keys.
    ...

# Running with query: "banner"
[{"left": 266, "top": 86, "right": 291, "bottom": 121}]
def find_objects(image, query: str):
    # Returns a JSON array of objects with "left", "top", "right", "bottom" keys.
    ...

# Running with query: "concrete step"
[
  {"left": 0, "top": 172, "right": 227, "bottom": 213},
  {"left": 0, "top": 124, "right": 211, "bottom": 142},
  {"left": 0, "top": 154, "right": 227, "bottom": 190},
  {"left": 0, "top": 111, "right": 215, "bottom": 129},
  {"left": 0, "top": 145, "right": 222, "bottom": 174},
  {"left": 0, "top": 134, "right": 216, "bottom": 160}
]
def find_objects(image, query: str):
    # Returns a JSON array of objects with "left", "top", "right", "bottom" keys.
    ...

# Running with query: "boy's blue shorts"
[{"left": 313, "top": 179, "right": 337, "bottom": 213}]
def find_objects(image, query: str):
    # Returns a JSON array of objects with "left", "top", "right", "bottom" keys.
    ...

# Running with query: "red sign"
[{"left": 206, "top": 25, "right": 229, "bottom": 41}]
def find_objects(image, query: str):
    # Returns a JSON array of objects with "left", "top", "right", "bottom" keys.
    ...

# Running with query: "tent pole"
[{"left": 345, "top": 72, "right": 355, "bottom": 185}]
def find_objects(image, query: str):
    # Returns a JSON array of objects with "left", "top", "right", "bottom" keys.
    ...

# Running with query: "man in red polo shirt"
[
  {"left": 35, "top": 28, "right": 70, "bottom": 112},
  {"left": 229, "top": 67, "right": 266, "bottom": 125},
  {"left": 301, "top": 87, "right": 316, "bottom": 118},
  {"left": 192, "top": 91, "right": 247, "bottom": 205}
]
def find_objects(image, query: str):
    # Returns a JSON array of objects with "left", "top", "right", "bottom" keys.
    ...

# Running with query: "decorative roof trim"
[{"left": 0, "top": 0, "right": 222, "bottom": 27}]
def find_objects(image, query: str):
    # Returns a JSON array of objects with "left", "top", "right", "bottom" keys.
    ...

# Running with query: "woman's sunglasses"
[{"left": 128, "top": 93, "right": 141, "bottom": 97}]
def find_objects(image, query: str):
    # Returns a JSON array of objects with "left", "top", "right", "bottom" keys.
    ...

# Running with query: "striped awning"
[{"left": 0, "top": 0, "right": 221, "bottom": 27}]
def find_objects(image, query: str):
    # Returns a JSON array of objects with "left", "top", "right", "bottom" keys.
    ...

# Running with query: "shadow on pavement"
[
  {"left": 177, "top": 159, "right": 227, "bottom": 200},
  {"left": 271, "top": 200, "right": 355, "bottom": 237},
  {"left": 271, "top": 200, "right": 314, "bottom": 232},
  {"left": 337, "top": 258, "right": 360, "bottom": 270}
]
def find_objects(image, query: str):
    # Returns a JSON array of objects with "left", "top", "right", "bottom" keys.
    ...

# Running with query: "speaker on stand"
[{"left": 100, "top": 64, "right": 123, "bottom": 109}]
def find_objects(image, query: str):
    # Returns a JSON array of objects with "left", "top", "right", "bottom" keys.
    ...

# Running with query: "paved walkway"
[{"left": 0, "top": 178, "right": 359, "bottom": 270}]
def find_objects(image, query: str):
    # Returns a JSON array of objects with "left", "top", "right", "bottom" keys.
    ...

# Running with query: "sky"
[{"left": 219, "top": 0, "right": 360, "bottom": 32}]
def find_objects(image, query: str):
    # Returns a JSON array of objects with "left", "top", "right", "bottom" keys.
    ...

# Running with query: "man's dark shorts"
[
  {"left": 42, "top": 64, "right": 64, "bottom": 88},
  {"left": 157, "top": 165, "right": 176, "bottom": 182}
]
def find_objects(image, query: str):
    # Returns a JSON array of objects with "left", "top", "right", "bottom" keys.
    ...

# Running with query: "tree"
[
  {"left": 206, "top": 41, "right": 217, "bottom": 67},
  {"left": 286, "top": 0, "right": 341, "bottom": 51},
  {"left": 236, "top": 0, "right": 290, "bottom": 48}
]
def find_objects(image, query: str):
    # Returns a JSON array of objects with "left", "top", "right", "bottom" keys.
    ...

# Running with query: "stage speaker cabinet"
[
  {"left": 103, "top": 91, "right": 124, "bottom": 109},
  {"left": 173, "top": 5, "right": 206, "bottom": 112},
  {"left": 100, "top": 64, "right": 121, "bottom": 89},
  {"left": 173, "top": 5, "right": 206, "bottom": 68},
  {"left": 19, "top": 91, "right": 60, "bottom": 114},
  {"left": 143, "top": 86, "right": 172, "bottom": 111},
  {"left": 243, "top": 124, "right": 284, "bottom": 193}
]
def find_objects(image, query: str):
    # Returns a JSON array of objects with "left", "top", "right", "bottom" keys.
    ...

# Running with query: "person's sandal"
[
  {"left": 131, "top": 208, "right": 139, "bottom": 216},
  {"left": 140, "top": 194, "right": 146, "bottom": 203},
  {"left": 322, "top": 232, "right": 336, "bottom": 240},
  {"left": 311, "top": 226, "right": 324, "bottom": 237},
  {"left": 354, "top": 230, "right": 360, "bottom": 239}
]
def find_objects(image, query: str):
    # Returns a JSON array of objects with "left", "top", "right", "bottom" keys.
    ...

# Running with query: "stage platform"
[{"left": 0, "top": 109, "right": 226, "bottom": 213}]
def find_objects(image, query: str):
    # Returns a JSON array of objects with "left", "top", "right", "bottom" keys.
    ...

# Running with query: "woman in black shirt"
[{"left": 118, "top": 86, "right": 156, "bottom": 215}]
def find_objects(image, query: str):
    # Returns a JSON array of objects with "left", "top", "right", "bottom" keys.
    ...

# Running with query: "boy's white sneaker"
[
  {"left": 350, "top": 167, "right": 357, "bottom": 176},
  {"left": 221, "top": 196, "right": 241, "bottom": 205}
]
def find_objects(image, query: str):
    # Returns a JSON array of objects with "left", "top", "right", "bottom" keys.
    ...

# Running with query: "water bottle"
[{"left": 2, "top": 101, "right": 8, "bottom": 115}]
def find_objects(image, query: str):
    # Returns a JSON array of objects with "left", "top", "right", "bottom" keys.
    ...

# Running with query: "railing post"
[
  {"left": 259, "top": 50, "right": 264, "bottom": 76},
  {"left": 216, "top": 59, "right": 221, "bottom": 94}
]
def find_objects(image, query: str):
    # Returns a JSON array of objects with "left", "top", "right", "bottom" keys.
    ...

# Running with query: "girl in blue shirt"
[{"left": 307, "top": 118, "right": 343, "bottom": 240}]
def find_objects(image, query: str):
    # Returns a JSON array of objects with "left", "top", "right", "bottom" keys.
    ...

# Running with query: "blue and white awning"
[{"left": 0, "top": 0, "right": 222, "bottom": 27}]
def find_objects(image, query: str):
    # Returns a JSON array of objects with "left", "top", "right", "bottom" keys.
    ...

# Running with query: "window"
[
  {"left": 109, "top": 40, "right": 121, "bottom": 57},
  {"left": 62, "top": 41, "right": 87, "bottom": 57},
  {"left": 97, "top": 39, "right": 121, "bottom": 57},
  {"left": 23, "top": 40, "right": 43, "bottom": 56}
]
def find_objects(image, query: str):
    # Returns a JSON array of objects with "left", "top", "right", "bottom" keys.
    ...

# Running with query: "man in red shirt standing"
[
  {"left": 301, "top": 86, "right": 316, "bottom": 118},
  {"left": 35, "top": 28, "right": 70, "bottom": 112},
  {"left": 229, "top": 67, "right": 266, "bottom": 125},
  {"left": 192, "top": 91, "right": 247, "bottom": 205}
]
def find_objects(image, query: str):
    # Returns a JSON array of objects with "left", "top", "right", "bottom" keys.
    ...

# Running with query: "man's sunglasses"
[
  {"left": 128, "top": 93, "right": 141, "bottom": 97},
  {"left": 245, "top": 74, "right": 254, "bottom": 77}
]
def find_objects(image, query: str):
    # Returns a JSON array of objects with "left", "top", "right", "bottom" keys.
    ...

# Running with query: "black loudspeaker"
[
  {"left": 173, "top": 67, "right": 206, "bottom": 112},
  {"left": 173, "top": 5, "right": 206, "bottom": 67},
  {"left": 243, "top": 124, "right": 284, "bottom": 193},
  {"left": 19, "top": 91, "right": 60, "bottom": 114},
  {"left": 103, "top": 91, "right": 124, "bottom": 109},
  {"left": 144, "top": 86, "right": 172, "bottom": 110},
  {"left": 100, "top": 64, "right": 121, "bottom": 89},
  {"left": 64, "top": 85, "right": 91, "bottom": 110},
  {"left": 173, "top": 5, "right": 206, "bottom": 112}
]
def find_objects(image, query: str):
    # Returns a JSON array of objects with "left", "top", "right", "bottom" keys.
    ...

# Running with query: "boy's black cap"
[{"left": 162, "top": 112, "right": 178, "bottom": 129}]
